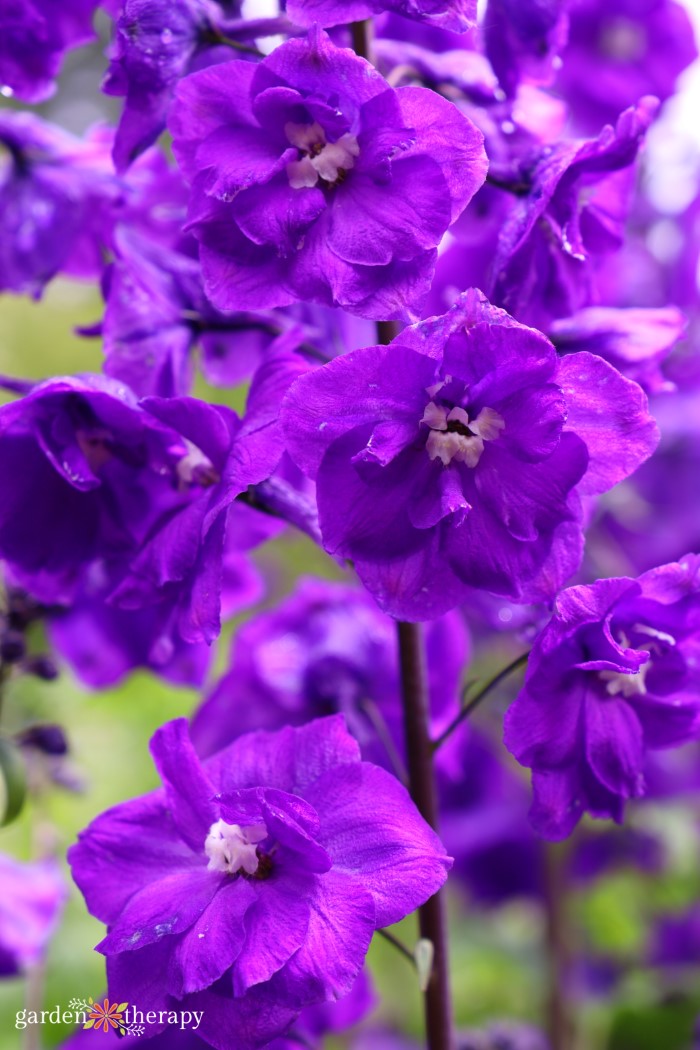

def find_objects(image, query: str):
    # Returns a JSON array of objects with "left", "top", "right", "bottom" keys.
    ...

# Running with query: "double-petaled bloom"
[
  {"left": 69, "top": 717, "right": 451, "bottom": 1050},
  {"left": 505, "top": 556, "right": 700, "bottom": 838},
  {"left": 281, "top": 290, "right": 659, "bottom": 620},
  {"left": 169, "top": 28, "right": 487, "bottom": 319}
]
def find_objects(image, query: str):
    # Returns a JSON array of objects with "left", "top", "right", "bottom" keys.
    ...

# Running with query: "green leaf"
[
  {"left": 83, "top": 1020, "right": 95, "bottom": 1030},
  {"left": 0, "top": 735, "right": 27, "bottom": 827},
  {"left": 117, "top": 1003, "right": 129, "bottom": 1012}
]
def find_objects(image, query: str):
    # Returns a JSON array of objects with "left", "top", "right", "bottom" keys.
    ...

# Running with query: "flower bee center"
[
  {"left": 285, "top": 121, "right": 359, "bottom": 190},
  {"left": 204, "top": 819, "right": 268, "bottom": 877}
]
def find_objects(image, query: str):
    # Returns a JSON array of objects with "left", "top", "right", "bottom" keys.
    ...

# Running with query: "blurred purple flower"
[
  {"left": 0, "top": 855, "right": 67, "bottom": 976},
  {"left": 190, "top": 575, "right": 468, "bottom": 765},
  {"left": 0, "top": 0, "right": 98, "bottom": 103},
  {"left": 0, "top": 112, "right": 117, "bottom": 297},
  {"left": 484, "top": 0, "right": 569, "bottom": 100},
  {"left": 557, "top": 0, "right": 697, "bottom": 133}
]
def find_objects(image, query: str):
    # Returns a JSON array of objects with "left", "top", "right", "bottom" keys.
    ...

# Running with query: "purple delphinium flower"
[
  {"left": 69, "top": 716, "right": 450, "bottom": 1050},
  {"left": 110, "top": 345, "right": 309, "bottom": 644},
  {"left": 0, "top": 346, "right": 305, "bottom": 642},
  {"left": 0, "top": 374, "right": 191, "bottom": 603},
  {"left": 650, "top": 907, "right": 700, "bottom": 968},
  {"left": 169, "top": 27, "right": 487, "bottom": 319},
  {"left": 99, "top": 228, "right": 374, "bottom": 397},
  {"left": 0, "top": 112, "right": 117, "bottom": 297},
  {"left": 281, "top": 289, "right": 658, "bottom": 620},
  {"left": 104, "top": 0, "right": 290, "bottom": 171},
  {"left": 47, "top": 542, "right": 263, "bottom": 690},
  {"left": 505, "top": 556, "right": 700, "bottom": 839},
  {"left": 489, "top": 97, "right": 658, "bottom": 331},
  {"left": 190, "top": 575, "right": 468, "bottom": 763},
  {"left": 285, "top": 0, "right": 476, "bottom": 32},
  {"left": 483, "top": 0, "right": 569, "bottom": 100},
  {"left": 438, "top": 727, "right": 543, "bottom": 905},
  {"left": 0, "top": 855, "right": 67, "bottom": 976},
  {"left": 549, "top": 306, "right": 686, "bottom": 395},
  {"left": 0, "top": 0, "right": 98, "bottom": 103},
  {"left": 556, "top": 0, "right": 697, "bottom": 134}
]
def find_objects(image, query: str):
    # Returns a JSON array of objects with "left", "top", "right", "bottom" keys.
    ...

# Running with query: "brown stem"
[
  {"left": 350, "top": 19, "right": 374, "bottom": 63},
  {"left": 396, "top": 621, "right": 454, "bottom": 1050},
  {"left": 544, "top": 842, "right": 575, "bottom": 1050}
]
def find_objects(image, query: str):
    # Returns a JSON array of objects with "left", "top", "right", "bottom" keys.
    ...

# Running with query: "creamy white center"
[
  {"left": 421, "top": 399, "right": 505, "bottom": 467},
  {"left": 204, "top": 819, "right": 268, "bottom": 876},
  {"left": 285, "top": 121, "right": 359, "bottom": 190}
]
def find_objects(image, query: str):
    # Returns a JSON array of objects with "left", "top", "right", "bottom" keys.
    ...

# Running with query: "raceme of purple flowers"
[{"left": 1, "top": 0, "right": 700, "bottom": 1047}]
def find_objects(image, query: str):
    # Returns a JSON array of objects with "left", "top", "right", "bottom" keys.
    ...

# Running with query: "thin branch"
[
  {"left": 432, "top": 650, "right": 530, "bottom": 751},
  {"left": 377, "top": 927, "right": 417, "bottom": 969},
  {"left": 357, "top": 697, "right": 409, "bottom": 786}
]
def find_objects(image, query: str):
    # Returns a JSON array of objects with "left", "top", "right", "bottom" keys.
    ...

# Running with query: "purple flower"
[
  {"left": 489, "top": 97, "right": 658, "bottom": 330},
  {"left": 68, "top": 716, "right": 450, "bottom": 1050},
  {"left": 549, "top": 306, "right": 686, "bottom": 395},
  {"left": 0, "top": 374, "right": 190, "bottom": 603},
  {"left": 190, "top": 575, "right": 468, "bottom": 764},
  {"left": 281, "top": 290, "right": 658, "bottom": 620},
  {"left": 110, "top": 346, "right": 309, "bottom": 644},
  {"left": 285, "top": 0, "right": 476, "bottom": 32},
  {"left": 0, "top": 855, "right": 66, "bottom": 976},
  {"left": 650, "top": 907, "right": 700, "bottom": 968},
  {"left": 438, "top": 727, "right": 543, "bottom": 905},
  {"left": 99, "top": 228, "right": 373, "bottom": 397},
  {"left": 556, "top": 0, "right": 697, "bottom": 133},
  {"left": 0, "top": 347, "right": 304, "bottom": 641},
  {"left": 505, "top": 556, "right": 700, "bottom": 839},
  {"left": 104, "top": 0, "right": 289, "bottom": 171},
  {"left": 47, "top": 545, "right": 263, "bottom": 690},
  {"left": 169, "top": 27, "right": 487, "bottom": 319},
  {"left": 0, "top": 112, "right": 116, "bottom": 297},
  {"left": 0, "top": 0, "right": 98, "bottom": 103},
  {"left": 483, "top": 0, "right": 569, "bottom": 100}
]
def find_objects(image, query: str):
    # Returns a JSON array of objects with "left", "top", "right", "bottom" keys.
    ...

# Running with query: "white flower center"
[
  {"left": 204, "top": 819, "right": 268, "bottom": 876},
  {"left": 285, "top": 121, "right": 359, "bottom": 190},
  {"left": 176, "top": 440, "right": 220, "bottom": 488},
  {"left": 421, "top": 397, "right": 505, "bottom": 468},
  {"left": 599, "top": 663, "right": 650, "bottom": 698},
  {"left": 597, "top": 623, "right": 674, "bottom": 698}
]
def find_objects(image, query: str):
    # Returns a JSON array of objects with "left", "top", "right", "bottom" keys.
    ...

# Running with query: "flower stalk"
[{"left": 396, "top": 621, "right": 454, "bottom": 1050}]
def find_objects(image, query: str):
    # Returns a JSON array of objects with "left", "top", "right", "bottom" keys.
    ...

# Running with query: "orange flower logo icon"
[{"left": 85, "top": 998, "right": 129, "bottom": 1034}]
